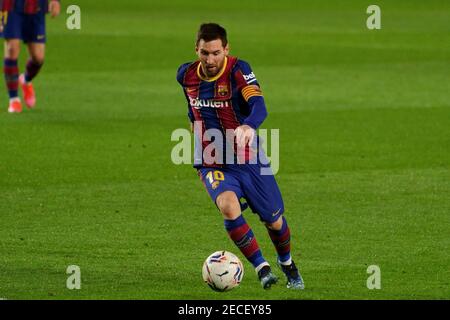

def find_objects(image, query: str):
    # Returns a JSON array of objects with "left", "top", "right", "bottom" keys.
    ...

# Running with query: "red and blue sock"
[
  {"left": 4, "top": 58, "right": 19, "bottom": 99},
  {"left": 25, "top": 59, "right": 43, "bottom": 83},
  {"left": 267, "top": 216, "right": 292, "bottom": 265},
  {"left": 224, "top": 215, "right": 267, "bottom": 271}
]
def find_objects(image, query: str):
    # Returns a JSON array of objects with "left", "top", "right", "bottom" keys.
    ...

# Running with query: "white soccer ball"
[{"left": 202, "top": 251, "right": 244, "bottom": 292}]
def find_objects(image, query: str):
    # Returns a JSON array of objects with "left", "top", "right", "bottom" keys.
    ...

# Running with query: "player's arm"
[
  {"left": 176, "top": 62, "right": 196, "bottom": 132},
  {"left": 49, "top": 0, "right": 61, "bottom": 18},
  {"left": 235, "top": 88, "right": 268, "bottom": 148},
  {"left": 235, "top": 93, "right": 268, "bottom": 147},
  {"left": 234, "top": 60, "right": 268, "bottom": 147},
  {"left": 241, "top": 86, "right": 268, "bottom": 129},
  {"left": 0, "top": 0, "right": 5, "bottom": 32},
  {"left": 188, "top": 107, "right": 194, "bottom": 132},
  {"left": 178, "top": 75, "right": 196, "bottom": 133}
]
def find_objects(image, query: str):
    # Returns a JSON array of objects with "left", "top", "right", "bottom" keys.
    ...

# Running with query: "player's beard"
[
  {"left": 205, "top": 66, "right": 217, "bottom": 77},
  {"left": 203, "top": 59, "right": 224, "bottom": 78}
]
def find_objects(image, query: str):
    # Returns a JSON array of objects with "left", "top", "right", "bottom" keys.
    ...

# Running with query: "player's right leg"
[
  {"left": 3, "top": 39, "right": 22, "bottom": 113},
  {"left": 197, "top": 167, "right": 278, "bottom": 289},
  {"left": 2, "top": 11, "right": 24, "bottom": 113},
  {"left": 216, "top": 191, "right": 278, "bottom": 289}
]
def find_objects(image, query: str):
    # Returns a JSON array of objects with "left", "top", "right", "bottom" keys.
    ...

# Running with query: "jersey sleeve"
[
  {"left": 233, "top": 60, "right": 263, "bottom": 101},
  {"left": 176, "top": 63, "right": 195, "bottom": 123},
  {"left": 233, "top": 60, "right": 268, "bottom": 129},
  {"left": 176, "top": 63, "right": 190, "bottom": 86}
]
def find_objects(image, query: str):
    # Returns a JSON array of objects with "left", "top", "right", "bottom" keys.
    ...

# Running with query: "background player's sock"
[
  {"left": 267, "top": 216, "right": 292, "bottom": 266},
  {"left": 25, "top": 59, "right": 43, "bottom": 83},
  {"left": 4, "top": 59, "right": 19, "bottom": 99},
  {"left": 224, "top": 215, "right": 267, "bottom": 270}
]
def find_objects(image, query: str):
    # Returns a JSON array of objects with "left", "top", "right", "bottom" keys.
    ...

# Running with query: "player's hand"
[
  {"left": 234, "top": 125, "right": 255, "bottom": 148},
  {"left": 49, "top": 0, "right": 61, "bottom": 18}
]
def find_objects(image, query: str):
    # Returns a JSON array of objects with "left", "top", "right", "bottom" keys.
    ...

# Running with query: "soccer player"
[
  {"left": 176, "top": 23, "right": 305, "bottom": 290},
  {"left": 0, "top": 0, "right": 61, "bottom": 113}
]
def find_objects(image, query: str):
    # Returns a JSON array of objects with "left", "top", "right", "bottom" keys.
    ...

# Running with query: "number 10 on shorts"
[{"left": 206, "top": 170, "right": 225, "bottom": 190}]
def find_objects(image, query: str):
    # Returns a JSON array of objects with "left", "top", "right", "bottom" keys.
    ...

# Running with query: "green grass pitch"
[{"left": 0, "top": 0, "right": 449, "bottom": 299}]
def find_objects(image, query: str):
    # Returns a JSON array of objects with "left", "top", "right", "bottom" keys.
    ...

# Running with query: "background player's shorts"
[
  {"left": 1, "top": 11, "right": 46, "bottom": 43},
  {"left": 197, "top": 164, "right": 285, "bottom": 223}
]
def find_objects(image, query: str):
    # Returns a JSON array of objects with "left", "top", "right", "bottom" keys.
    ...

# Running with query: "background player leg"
[
  {"left": 4, "top": 39, "right": 22, "bottom": 113},
  {"left": 20, "top": 42, "right": 45, "bottom": 108},
  {"left": 216, "top": 190, "right": 277, "bottom": 289},
  {"left": 266, "top": 216, "right": 305, "bottom": 289}
]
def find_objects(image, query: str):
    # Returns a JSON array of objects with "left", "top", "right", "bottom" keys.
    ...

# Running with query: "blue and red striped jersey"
[
  {"left": 177, "top": 56, "right": 269, "bottom": 168},
  {"left": 0, "top": 0, "right": 57, "bottom": 14}
]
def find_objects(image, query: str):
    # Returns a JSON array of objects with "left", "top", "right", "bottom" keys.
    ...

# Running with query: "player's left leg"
[
  {"left": 266, "top": 216, "right": 305, "bottom": 290},
  {"left": 266, "top": 216, "right": 292, "bottom": 266},
  {"left": 20, "top": 10, "right": 46, "bottom": 108},
  {"left": 237, "top": 163, "right": 305, "bottom": 289},
  {"left": 20, "top": 42, "right": 44, "bottom": 108}
]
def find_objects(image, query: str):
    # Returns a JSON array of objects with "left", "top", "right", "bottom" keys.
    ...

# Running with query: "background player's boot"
[
  {"left": 8, "top": 99, "right": 22, "bottom": 113},
  {"left": 278, "top": 259, "right": 305, "bottom": 289},
  {"left": 258, "top": 265, "right": 278, "bottom": 289},
  {"left": 19, "top": 74, "right": 36, "bottom": 108}
]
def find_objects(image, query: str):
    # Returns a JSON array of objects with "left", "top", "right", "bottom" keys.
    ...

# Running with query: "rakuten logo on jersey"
[
  {"left": 189, "top": 97, "right": 230, "bottom": 109},
  {"left": 243, "top": 72, "right": 257, "bottom": 83}
]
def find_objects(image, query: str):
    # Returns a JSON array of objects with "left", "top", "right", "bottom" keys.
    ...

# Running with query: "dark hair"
[{"left": 196, "top": 23, "right": 228, "bottom": 47}]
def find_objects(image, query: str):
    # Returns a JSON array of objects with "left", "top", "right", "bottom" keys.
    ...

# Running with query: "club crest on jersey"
[
  {"left": 189, "top": 97, "right": 230, "bottom": 109},
  {"left": 217, "top": 85, "right": 229, "bottom": 97}
]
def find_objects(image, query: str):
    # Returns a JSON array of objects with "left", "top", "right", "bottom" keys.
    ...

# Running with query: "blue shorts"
[
  {"left": 1, "top": 11, "right": 46, "bottom": 43},
  {"left": 197, "top": 164, "right": 285, "bottom": 223}
]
